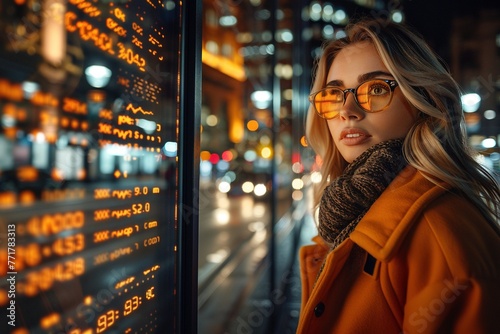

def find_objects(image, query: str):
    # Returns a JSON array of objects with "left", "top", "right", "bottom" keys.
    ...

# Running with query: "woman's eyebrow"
[
  {"left": 325, "top": 79, "right": 343, "bottom": 87},
  {"left": 358, "top": 71, "right": 393, "bottom": 82},
  {"left": 325, "top": 71, "right": 394, "bottom": 88}
]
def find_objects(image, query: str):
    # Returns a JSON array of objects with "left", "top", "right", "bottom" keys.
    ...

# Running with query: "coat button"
[{"left": 314, "top": 302, "right": 325, "bottom": 317}]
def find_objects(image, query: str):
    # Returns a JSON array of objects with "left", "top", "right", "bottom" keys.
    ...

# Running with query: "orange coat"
[{"left": 297, "top": 166, "right": 500, "bottom": 333}]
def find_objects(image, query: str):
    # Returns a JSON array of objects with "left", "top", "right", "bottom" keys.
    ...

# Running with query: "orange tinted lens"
[
  {"left": 357, "top": 80, "right": 391, "bottom": 112},
  {"left": 314, "top": 88, "right": 342, "bottom": 119}
]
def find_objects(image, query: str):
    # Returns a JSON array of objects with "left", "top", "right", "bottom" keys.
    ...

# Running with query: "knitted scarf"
[{"left": 318, "top": 139, "right": 407, "bottom": 249}]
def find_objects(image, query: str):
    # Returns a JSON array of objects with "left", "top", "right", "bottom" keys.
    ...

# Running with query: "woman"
[{"left": 297, "top": 18, "right": 500, "bottom": 333}]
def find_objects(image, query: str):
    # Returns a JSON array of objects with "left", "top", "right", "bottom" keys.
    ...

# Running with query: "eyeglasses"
[{"left": 309, "top": 79, "right": 399, "bottom": 119}]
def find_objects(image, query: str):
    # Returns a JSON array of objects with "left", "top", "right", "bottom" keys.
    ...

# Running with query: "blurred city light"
[
  {"left": 247, "top": 120, "right": 259, "bottom": 131},
  {"left": 275, "top": 63, "right": 293, "bottom": 79},
  {"left": 242, "top": 181, "right": 254, "bottom": 193},
  {"left": 310, "top": 3, "right": 321, "bottom": 21},
  {"left": 391, "top": 10, "right": 404, "bottom": 23},
  {"left": 300, "top": 136, "right": 308, "bottom": 147},
  {"left": 311, "top": 171, "right": 322, "bottom": 184},
  {"left": 206, "top": 40, "right": 218, "bottom": 54},
  {"left": 200, "top": 160, "right": 213, "bottom": 177},
  {"left": 136, "top": 119, "right": 157, "bottom": 134},
  {"left": 322, "top": 25, "right": 334, "bottom": 38},
  {"left": 335, "top": 29, "right": 346, "bottom": 39},
  {"left": 214, "top": 208, "right": 230, "bottom": 224},
  {"left": 283, "top": 88, "right": 293, "bottom": 100},
  {"left": 323, "top": 4, "right": 333, "bottom": 18},
  {"left": 162, "top": 141, "right": 177, "bottom": 157},
  {"left": 251, "top": 90, "right": 272, "bottom": 109},
  {"left": 85, "top": 65, "right": 112, "bottom": 88},
  {"left": 333, "top": 10, "right": 347, "bottom": 24},
  {"left": 164, "top": 0, "right": 176, "bottom": 11},
  {"left": 292, "top": 190, "right": 303, "bottom": 201},
  {"left": 209, "top": 153, "right": 220, "bottom": 164},
  {"left": 218, "top": 180, "right": 231, "bottom": 193},
  {"left": 484, "top": 109, "right": 496, "bottom": 120},
  {"left": 482, "top": 137, "right": 496, "bottom": 148},
  {"left": 253, "top": 183, "right": 267, "bottom": 197},
  {"left": 461, "top": 93, "right": 481, "bottom": 112},
  {"left": 219, "top": 15, "right": 237, "bottom": 27},
  {"left": 260, "top": 147, "right": 272, "bottom": 159},
  {"left": 206, "top": 249, "right": 229, "bottom": 263},
  {"left": 222, "top": 150, "right": 234, "bottom": 161},
  {"left": 292, "top": 162, "right": 303, "bottom": 173},
  {"left": 104, "top": 144, "right": 128, "bottom": 156},
  {"left": 292, "top": 178, "right": 304, "bottom": 190},
  {"left": 244, "top": 150, "right": 257, "bottom": 162},
  {"left": 206, "top": 114, "right": 218, "bottom": 126},
  {"left": 21, "top": 81, "right": 39, "bottom": 99},
  {"left": 255, "top": 9, "right": 270, "bottom": 20},
  {"left": 1, "top": 113, "right": 15, "bottom": 127},
  {"left": 216, "top": 160, "right": 230, "bottom": 172},
  {"left": 278, "top": 29, "right": 293, "bottom": 43},
  {"left": 260, "top": 135, "right": 271, "bottom": 145},
  {"left": 200, "top": 151, "right": 210, "bottom": 161}
]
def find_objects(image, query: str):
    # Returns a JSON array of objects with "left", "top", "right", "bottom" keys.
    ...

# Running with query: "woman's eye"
[{"left": 369, "top": 85, "right": 388, "bottom": 95}]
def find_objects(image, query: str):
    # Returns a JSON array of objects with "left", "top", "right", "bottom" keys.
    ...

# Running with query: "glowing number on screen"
[
  {"left": 96, "top": 310, "right": 117, "bottom": 333},
  {"left": 53, "top": 233, "right": 85, "bottom": 256},
  {"left": 134, "top": 187, "right": 148, "bottom": 195},
  {"left": 27, "top": 211, "right": 84, "bottom": 236},
  {"left": 132, "top": 202, "right": 150, "bottom": 214},
  {"left": 124, "top": 296, "right": 140, "bottom": 316}
]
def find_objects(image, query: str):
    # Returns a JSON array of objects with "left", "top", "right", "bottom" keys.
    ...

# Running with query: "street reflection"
[
  {"left": 198, "top": 188, "right": 271, "bottom": 273},
  {"left": 213, "top": 208, "right": 230, "bottom": 225}
]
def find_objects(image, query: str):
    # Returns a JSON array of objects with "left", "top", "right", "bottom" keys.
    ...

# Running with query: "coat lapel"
[{"left": 350, "top": 166, "right": 451, "bottom": 261}]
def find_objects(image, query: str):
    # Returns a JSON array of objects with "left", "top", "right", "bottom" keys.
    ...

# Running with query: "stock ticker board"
[{"left": 0, "top": 0, "right": 183, "bottom": 332}]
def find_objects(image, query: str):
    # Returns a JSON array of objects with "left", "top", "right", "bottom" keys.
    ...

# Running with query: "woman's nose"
[{"left": 339, "top": 91, "right": 364, "bottom": 120}]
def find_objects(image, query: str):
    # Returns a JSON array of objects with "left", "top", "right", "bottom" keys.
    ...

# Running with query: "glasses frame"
[{"left": 309, "top": 79, "right": 399, "bottom": 119}]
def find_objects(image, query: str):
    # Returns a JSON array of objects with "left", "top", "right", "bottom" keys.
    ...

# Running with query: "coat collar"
[{"left": 349, "top": 166, "right": 451, "bottom": 262}]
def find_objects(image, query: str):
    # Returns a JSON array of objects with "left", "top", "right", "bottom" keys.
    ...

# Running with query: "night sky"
[{"left": 403, "top": 0, "right": 499, "bottom": 62}]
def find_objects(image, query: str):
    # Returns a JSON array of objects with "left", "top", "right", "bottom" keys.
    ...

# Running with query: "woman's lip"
[
  {"left": 340, "top": 128, "right": 370, "bottom": 139},
  {"left": 339, "top": 128, "right": 371, "bottom": 145}
]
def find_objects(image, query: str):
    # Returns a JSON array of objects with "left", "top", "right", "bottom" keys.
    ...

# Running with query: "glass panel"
[{"left": 0, "top": 0, "right": 183, "bottom": 332}]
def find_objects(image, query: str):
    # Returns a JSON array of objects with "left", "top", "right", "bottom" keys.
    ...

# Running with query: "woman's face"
[{"left": 325, "top": 42, "right": 418, "bottom": 163}]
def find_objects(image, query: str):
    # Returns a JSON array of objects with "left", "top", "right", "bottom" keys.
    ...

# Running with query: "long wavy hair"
[{"left": 306, "top": 18, "right": 500, "bottom": 232}]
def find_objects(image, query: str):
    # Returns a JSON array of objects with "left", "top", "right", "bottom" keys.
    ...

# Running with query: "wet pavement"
[{"left": 197, "top": 185, "right": 318, "bottom": 334}]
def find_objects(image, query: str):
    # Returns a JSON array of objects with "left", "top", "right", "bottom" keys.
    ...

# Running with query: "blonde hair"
[{"left": 306, "top": 18, "right": 500, "bottom": 232}]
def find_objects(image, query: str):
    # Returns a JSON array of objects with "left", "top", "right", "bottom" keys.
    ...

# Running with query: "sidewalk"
[{"left": 220, "top": 208, "right": 318, "bottom": 334}]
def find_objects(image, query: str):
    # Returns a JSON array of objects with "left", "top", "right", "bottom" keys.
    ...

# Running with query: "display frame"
[{"left": 0, "top": 0, "right": 201, "bottom": 332}]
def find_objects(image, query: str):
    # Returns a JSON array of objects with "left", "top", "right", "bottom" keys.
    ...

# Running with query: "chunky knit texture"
[{"left": 318, "top": 139, "right": 407, "bottom": 249}]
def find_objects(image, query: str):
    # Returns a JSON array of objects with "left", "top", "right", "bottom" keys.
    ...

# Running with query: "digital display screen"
[{"left": 0, "top": 0, "right": 183, "bottom": 332}]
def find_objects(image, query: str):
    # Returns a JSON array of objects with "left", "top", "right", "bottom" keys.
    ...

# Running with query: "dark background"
[{"left": 403, "top": 0, "right": 499, "bottom": 62}]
